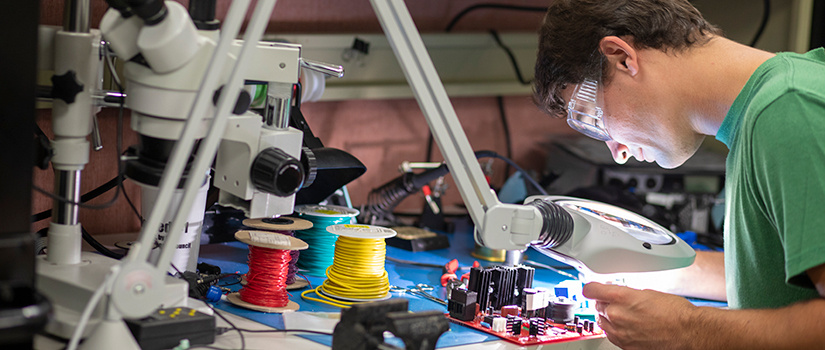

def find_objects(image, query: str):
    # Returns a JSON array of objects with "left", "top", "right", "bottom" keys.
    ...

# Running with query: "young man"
[{"left": 533, "top": 1, "right": 825, "bottom": 348}]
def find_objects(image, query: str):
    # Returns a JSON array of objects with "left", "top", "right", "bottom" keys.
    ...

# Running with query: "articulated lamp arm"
[{"left": 368, "top": 0, "right": 573, "bottom": 251}]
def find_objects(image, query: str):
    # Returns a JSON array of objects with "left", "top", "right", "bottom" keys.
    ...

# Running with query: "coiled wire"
[
  {"left": 301, "top": 236, "right": 390, "bottom": 308},
  {"left": 293, "top": 215, "right": 350, "bottom": 276},
  {"left": 238, "top": 246, "right": 291, "bottom": 307}
]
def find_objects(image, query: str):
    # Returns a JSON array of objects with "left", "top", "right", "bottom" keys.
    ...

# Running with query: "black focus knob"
[
  {"left": 51, "top": 71, "right": 84, "bottom": 104},
  {"left": 300, "top": 146, "right": 318, "bottom": 189},
  {"left": 250, "top": 148, "right": 304, "bottom": 197},
  {"left": 127, "top": 0, "right": 167, "bottom": 25}
]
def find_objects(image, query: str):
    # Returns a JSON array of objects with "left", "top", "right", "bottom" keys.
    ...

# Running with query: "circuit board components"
[{"left": 446, "top": 264, "right": 603, "bottom": 346}]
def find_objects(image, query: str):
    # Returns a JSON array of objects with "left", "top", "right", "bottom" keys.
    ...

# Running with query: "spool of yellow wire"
[{"left": 301, "top": 224, "right": 397, "bottom": 308}]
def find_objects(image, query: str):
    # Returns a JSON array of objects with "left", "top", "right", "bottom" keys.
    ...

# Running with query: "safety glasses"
[{"left": 567, "top": 78, "right": 612, "bottom": 141}]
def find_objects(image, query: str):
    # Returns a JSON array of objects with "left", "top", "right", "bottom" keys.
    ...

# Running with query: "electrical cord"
[
  {"left": 474, "top": 150, "right": 548, "bottom": 196},
  {"left": 385, "top": 256, "right": 444, "bottom": 269},
  {"left": 202, "top": 299, "right": 245, "bottom": 350},
  {"left": 215, "top": 327, "right": 333, "bottom": 337},
  {"left": 427, "top": 4, "right": 546, "bottom": 163},
  {"left": 31, "top": 171, "right": 142, "bottom": 223},
  {"left": 489, "top": 30, "right": 532, "bottom": 85},
  {"left": 750, "top": 0, "right": 771, "bottom": 47},
  {"left": 363, "top": 150, "right": 547, "bottom": 225},
  {"left": 496, "top": 96, "right": 513, "bottom": 178},
  {"left": 81, "top": 226, "right": 125, "bottom": 259},
  {"left": 445, "top": 3, "right": 546, "bottom": 32}
]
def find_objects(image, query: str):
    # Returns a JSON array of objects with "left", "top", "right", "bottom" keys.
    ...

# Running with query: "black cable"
[
  {"left": 489, "top": 30, "right": 532, "bottom": 85},
  {"left": 474, "top": 150, "right": 548, "bottom": 196},
  {"left": 445, "top": 3, "right": 546, "bottom": 32},
  {"left": 496, "top": 96, "right": 513, "bottom": 180},
  {"left": 204, "top": 301, "right": 246, "bottom": 350},
  {"left": 122, "top": 186, "right": 144, "bottom": 222},
  {"left": 425, "top": 132, "right": 435, "bottom": 163},
  {"left": 31, "top": 174, "right": 120, "bottom": 222},
  {"left": 430, "top": 3, "right": 546, "bottom": 163},
  {"left": 81, "top": 226, "right": 125, "bottom": 259},
  {"left": 385, "top": 256, "right": 444, "bottom": 269},
  {"left": 222, "top": 328, "right": 334, "bottom": 337},
  {"left": 749, "top": 0, "right": 771, "bottom": 47}
]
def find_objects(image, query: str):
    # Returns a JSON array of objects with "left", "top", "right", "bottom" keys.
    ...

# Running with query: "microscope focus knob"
[
  {"left": 300, "top": 146, "right": 318, "bottom": 189},
  {"left": 250, "top": 147, "right": 305, "bottom": 197}
]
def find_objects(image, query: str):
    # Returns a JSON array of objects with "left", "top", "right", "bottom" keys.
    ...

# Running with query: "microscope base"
[{"left": 35, "top": 252, "right": 189, "bottom": 339}]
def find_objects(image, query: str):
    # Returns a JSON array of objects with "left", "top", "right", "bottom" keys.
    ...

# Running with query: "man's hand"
[{"left": 583, "top": 282, "right": 699, "bottom": 350}]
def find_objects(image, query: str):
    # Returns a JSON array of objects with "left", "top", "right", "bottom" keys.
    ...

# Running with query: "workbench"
[{"left": 201, "top": 218, "right": 619, "bottom": 350}]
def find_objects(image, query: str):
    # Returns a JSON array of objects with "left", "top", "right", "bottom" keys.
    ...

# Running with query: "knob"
[
  {"left": 250, "top": 148, "right": 304, "bottom": 197},
  {"left": 51, "top": 71, "right": 84, "bottom": 104},
  {"left": 300, "top": 146, "right": 317, "bottom": 188}
]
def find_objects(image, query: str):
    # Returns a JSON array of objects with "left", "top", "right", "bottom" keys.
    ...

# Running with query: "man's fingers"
[
  {"left": 583, "top": 282, "right": 627, "bottom": 302},
  {"left": 594, "top": 301, "right": 610, "bottom": 320},
  {"left": 597, "top": 315, "right": 622, "bottom": 348}
]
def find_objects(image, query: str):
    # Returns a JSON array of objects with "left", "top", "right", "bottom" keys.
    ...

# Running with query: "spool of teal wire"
[{"left": 293, "top": 205, "right": 359, "bottom": 276}]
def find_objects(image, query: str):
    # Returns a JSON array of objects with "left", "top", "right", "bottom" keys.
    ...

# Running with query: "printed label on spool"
[
  {"left": 249, "top": 231, "right": 292, "bottom": 246},
  {"left": 327, "top": 224, "right": 397, "bottom": 239},
  {"left": 295, "top": 204, "right": 359, "bottom": 217}
]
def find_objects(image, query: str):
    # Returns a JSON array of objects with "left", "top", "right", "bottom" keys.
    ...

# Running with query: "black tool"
[{"left": 332, "top": 299, "right": 450, "bottom": 350}]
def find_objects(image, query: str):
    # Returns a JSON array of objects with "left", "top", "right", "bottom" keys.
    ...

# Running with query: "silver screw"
[
  {"left": 133, "top": 284, "right": 145, "bottom": 295},
  {"left": 501, "top": 225, "right": 508, "bottom": 231}
]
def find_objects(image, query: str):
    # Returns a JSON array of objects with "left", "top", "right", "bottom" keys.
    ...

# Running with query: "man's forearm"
[
  {"left": 688, "top": 297, "right": 825, "bottom": 349},
  {"left": 622, "top": 250, "right": 726, "bottom": 301}
]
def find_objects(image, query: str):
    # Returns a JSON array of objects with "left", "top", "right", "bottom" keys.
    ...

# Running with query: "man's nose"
[{"left": 606, "top": 141, "right": 630, "bottom": 165}]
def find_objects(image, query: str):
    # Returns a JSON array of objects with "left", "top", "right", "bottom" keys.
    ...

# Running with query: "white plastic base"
[
  {"left": 36, "top": 251, "right": 189, "bottom": 339},
  {"left": 79, "top": 318, "right": 140, "bottom": 350}
]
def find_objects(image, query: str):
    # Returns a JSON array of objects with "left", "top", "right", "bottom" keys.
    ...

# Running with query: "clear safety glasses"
[{"left": 567, "top": 78, "right": 612, "bottom": 141}]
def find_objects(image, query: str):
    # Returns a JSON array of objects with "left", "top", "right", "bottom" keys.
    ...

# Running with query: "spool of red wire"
[
  {"left": 242, "top": 217, "right": 313, "bottom": 289},
  {"left": 239, "top": 246, "right": 291, "bottom": 307},
  {"left": 227, "top": 230, "right": 308, "bottom": 313},
  {"left": 272, "top": 230, "right": 300, "bottom": 285}
]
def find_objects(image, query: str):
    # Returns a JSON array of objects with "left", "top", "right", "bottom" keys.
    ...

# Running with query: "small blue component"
[
  {"left": 554, "top": 287, "right": 568, "bottom": 298},
  {"left": 205, "top": 285, "right": 222, "bottom": 302}
]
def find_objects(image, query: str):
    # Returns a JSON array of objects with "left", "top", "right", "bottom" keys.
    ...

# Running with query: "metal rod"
[
  {"left": 53, "top": 170, "right": 81, "bottom": 225},
  {"left": 63, "top": 0, "right": 90, "bottom": 33}
]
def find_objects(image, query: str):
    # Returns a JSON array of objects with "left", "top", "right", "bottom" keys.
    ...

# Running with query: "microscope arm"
[{"left": 369, "top": 0, "right": 546, "bottom": 250}]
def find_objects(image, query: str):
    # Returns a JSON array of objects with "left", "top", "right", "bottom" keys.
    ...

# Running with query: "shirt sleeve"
[{"left": 750, "top": 90, "right": 825, "bottom": 288}]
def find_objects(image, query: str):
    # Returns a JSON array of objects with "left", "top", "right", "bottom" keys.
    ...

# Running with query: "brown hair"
[{"left": 533, "top": 0, "right": 722, "bottom": 117}]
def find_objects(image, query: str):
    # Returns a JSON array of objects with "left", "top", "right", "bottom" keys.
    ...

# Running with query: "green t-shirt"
[{"left": 716, "top": 48, "right": 825, "bottom": 309}]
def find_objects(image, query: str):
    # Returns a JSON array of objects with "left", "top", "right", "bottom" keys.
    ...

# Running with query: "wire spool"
[
  {"left": 227, "top": 230, "right": 308, "bottom": 313},
  {"left": 301, "top": 224, "right": 396, "bottom": 308},
  {"left": 242, "top": 216, "right": 313, "bottom": 289},
  {"left": 242, "top": 216, "right": 314, "bottom": 231},
  {"left": 293, "top": 205, "right": 359, "bottom": 276}
]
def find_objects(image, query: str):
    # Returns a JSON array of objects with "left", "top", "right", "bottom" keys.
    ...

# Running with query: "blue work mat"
[{"left": 200, "top": 227, "right": 580, "bottom": 348}]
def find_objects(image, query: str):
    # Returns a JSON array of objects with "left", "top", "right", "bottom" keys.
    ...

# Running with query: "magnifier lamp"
[{"left": 369, "top": 0, "right": 695, "bottom": 274}]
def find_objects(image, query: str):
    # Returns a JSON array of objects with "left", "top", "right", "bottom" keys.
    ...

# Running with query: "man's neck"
[{"left": 679, "top": 36, "right": 775, "bottom": 136}]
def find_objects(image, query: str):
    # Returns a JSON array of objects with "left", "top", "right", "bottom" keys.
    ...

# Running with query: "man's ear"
[{"left": 599, "top": 36, "right": 639, "bottom": 77}]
